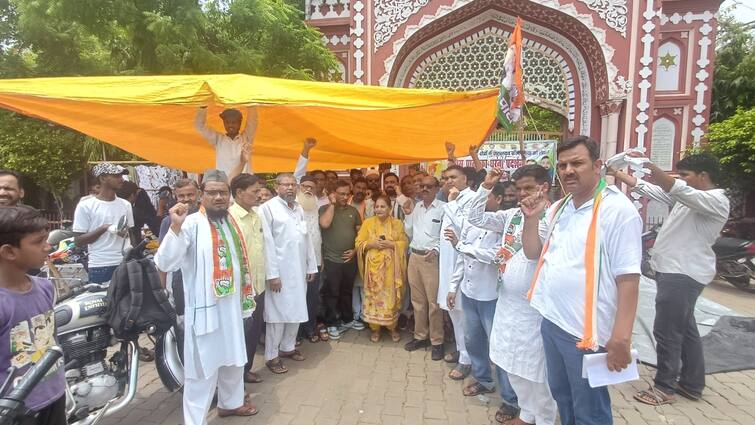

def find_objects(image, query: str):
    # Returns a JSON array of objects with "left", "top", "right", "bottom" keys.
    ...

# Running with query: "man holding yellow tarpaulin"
[{"left": 194, "top": 106, "right": 258, "bottom": 177}]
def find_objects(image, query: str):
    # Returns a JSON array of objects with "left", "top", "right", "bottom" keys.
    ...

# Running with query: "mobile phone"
[{"left": 380, "top": 235, "right": 386, "bottom": 240}]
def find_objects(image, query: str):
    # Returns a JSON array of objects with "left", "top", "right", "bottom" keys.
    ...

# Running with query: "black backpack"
[{"left": 106, "top": 258, "right": 176, "bottom": 340}]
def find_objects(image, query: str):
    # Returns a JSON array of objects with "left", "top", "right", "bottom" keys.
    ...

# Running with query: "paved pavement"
[{"left": 103, "top": 279, "right": 755, "bottom": 425}]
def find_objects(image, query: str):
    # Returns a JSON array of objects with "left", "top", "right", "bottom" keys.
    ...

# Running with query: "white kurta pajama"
[
  {"left": 439, "top": 187, "right": 474, "bottom": 365},
  {"left": 467, "top": 187, "right": 557, "bottom": 425},
  {"left": 155, "top": 213, "right": 252, "bottom": 425},
  {"left": 258, "top": 197, "right": 318, "bottom": 360}
]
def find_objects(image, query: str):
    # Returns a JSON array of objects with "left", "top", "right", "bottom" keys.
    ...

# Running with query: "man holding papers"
[{"left": 520, "top": 136, "right": 642, "bottom": 425}]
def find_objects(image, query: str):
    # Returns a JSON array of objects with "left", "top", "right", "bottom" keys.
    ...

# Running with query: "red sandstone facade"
[{"left": 307, "top": 0, "right": 724, "bottom": 172}]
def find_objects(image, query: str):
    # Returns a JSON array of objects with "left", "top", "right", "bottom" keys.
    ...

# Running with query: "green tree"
[
  {"left": 705, "top": 107, "right": 755, "bottom": 189},
  {"left": 0, "top": 0, "right": 339, "bottom": 213},
  {"left": 0, "top": 112, "right": 86, "bottom": 217},
  {"left": 711, "top": 11, "right": 755, "bottom": 123}
]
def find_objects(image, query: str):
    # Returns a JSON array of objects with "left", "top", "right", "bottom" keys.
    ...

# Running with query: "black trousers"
[
  {"left": 322, "top": 260, "right": 358, "bottom": 326},
  {"left": 21, "top": 395, "right": 66, "bottom": 425},
  {"left": 244, "top": 292, "right": 265, "bottom": 373},
  {"left": 653, "top": 272, "right": 706, "bottom": 397},
  {"left": 300, "top": 270, "right": 321, "bottom": 338}
]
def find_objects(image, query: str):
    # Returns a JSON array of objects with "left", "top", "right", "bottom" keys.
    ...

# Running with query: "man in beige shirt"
[{"left": 229, "top": 173, "right": 267, "bottom": 385}]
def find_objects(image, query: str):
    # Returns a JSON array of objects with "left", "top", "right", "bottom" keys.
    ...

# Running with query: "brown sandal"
[
  {"left": 265, "top": 358, "right": 288, "bottom": 374},
  {"left": 463, "top": 381, "right": 495, "bottom": 397},
  {"left": 634, "top": 388, "right": 676, "bottom": 406},
  {"left": 280, "top": 349, "right": 305, "bottom": 361},
  {"left": 370, "top": 331, "right": 381, "bottom": 343},
  {"left": 217, "top": 403, "right": 258, "bottom": 417},
  {"left": 390, "top": 330, "right": 401, "bottom": 343},
  {"left": 317, "top": 324, "right": 330, "bottom": 341},
  {"left": 244, "top": 371, "right": 263, "bottom": 383}
]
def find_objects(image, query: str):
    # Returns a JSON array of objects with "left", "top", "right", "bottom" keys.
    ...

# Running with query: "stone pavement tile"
[
  {"left": 616, "top": 407, "right": 652, "bottom": 425},
  {"left": 405, "top": 390, "right": 425, "bottom": 408},
  {"left": 293, "top": 405, "right": 322, "bottom": 423},
  {"left": 690, "top": 400, "right": 734, "bottom": 421},
  {"left": 316, "top": 418, "right": 339, "bottom": 425},
  {"left": 424, "top": 386, "right": 444, "bottom": 401},
  {"left": 380, "top": 398, "right": 403, "bottom": 416},
  {"left": 406, "top": 376, "right": 426, "bottom": 391},
  {"left": 402, "top": 406, "right": 423, "bottom": 424},
  {"left": 424, "top": 419, "right": 450, "bottom": 425},
  {"left": 423, "top": 401, "right": 447, "bottom": 420},
  {"left": 445, "top": 411, "right": 468, "bottom": 424},
  {"left": 267, "top": 412, "right": 295, "bottom": 425}
]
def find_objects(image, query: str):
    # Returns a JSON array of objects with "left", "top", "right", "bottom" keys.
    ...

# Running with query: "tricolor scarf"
[
  {"left": 526, "top": 179, "right": 607, "bottom": 351},
  {"left": 201, "top": 207, "right": 256, "bottom": 316},
  {"left": 495, "top": 210, "right": 523, "bottom": 273}
]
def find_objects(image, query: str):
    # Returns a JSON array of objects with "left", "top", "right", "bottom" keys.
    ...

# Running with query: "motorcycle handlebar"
[{"left": 4, "top": 346, "right": 63, "bottom": 403}]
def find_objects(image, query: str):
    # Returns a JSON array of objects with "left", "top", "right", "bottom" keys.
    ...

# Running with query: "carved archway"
[{"left": 405, "top": 25, "right": 582, "bottom": 131}]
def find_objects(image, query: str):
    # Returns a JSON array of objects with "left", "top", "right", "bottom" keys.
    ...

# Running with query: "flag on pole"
[{"left": 497, "top": 17, "right": 525, "bottom": 130}]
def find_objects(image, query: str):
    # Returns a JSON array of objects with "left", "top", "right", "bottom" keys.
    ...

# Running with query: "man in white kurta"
[
  {"left": 468, "top": 166, "right": 556, "bottom": 425},
  {"left": 155, "top": 170, "right": 256, "bottom": 425},
  {"left": 438, "top": 165, "right": 474, "bottom": 372},
  {"left": 258, "top": 173, "right": 318, "bottom": 372}
]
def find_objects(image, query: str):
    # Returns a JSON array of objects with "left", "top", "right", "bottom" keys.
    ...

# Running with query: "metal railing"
[{"left": 486, "top": 130, "right": 562, "bottom": 143}]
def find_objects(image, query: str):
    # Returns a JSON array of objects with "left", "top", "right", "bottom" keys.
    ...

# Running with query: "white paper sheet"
[{"left": 581, "top": 349, "right": 640, "bottom": 388}]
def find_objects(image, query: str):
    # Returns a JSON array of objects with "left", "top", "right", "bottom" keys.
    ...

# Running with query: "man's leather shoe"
[
  {"left": 404, "top": 338, "right": 431, "bottom": 352},
  {"left": 431, "top": 344, "right": 444, "bottom": 361}
]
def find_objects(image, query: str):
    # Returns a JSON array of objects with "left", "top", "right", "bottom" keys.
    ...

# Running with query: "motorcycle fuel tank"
[{"left": 55, "top": 292, "right": 109, "bottom": 335}]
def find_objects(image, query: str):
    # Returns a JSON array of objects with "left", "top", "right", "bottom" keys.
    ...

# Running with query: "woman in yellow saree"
[{"left": 355, "top": 196, "right": 409, "bottom": 343}]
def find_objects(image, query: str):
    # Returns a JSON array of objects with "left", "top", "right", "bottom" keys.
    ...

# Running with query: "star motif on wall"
[{"left": 659, "top": 52, "right": 677, "bottom": 71}]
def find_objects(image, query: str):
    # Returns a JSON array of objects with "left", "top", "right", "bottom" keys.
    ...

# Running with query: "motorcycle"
[
  {"left": 0, "top": 347, "right": 65, "bottom": 425},
  {"left": 712, "top": 237, "right": 755, "bottom": 290},
  {"left": 641, "top": 224, "right": 755, "bottom": 291},
  {"left": 641, "top": 224, "right": 659, "bottom": 280},
  {"left": 51, "top": 240, "right": 184, "bottom": 425}
]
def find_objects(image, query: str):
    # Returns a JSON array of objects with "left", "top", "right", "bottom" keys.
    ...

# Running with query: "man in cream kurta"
[
  {"left": 468, "top": 166, "right": 557, "bottom": 425},
  {"left": 155, "top": 170, "right": 256, "bottom": 425},
  {"left": 258, "top": 173, "right": 318, "bottom": 372}
]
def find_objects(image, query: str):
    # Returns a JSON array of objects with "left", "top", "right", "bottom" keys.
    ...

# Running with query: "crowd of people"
[{"left": 0, "top": 104, "right": 731, "bottom": 425}]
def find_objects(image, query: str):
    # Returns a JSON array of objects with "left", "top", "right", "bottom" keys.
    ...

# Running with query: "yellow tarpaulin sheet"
[{"left": 0, "top": 74, "right": 499, "bottom": 172}]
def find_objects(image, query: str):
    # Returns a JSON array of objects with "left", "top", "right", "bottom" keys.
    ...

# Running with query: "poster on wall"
[{"left": 425, "top": 140, "right": 558, "bottom": 183}]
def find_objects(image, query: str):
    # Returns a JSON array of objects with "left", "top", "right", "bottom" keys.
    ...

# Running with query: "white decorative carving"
[
  {"left": 392, "top": 10, "right": 593, "bottom": 133},
  {"left": 379, "top": 0, "right": 623, "bottom": 105},
  {"left": 351, "top": 0, "right": 366, "bottom": 84},
  {"left": 373, "top": 0, "right": 430, "bottom": 49},
  {"left": 578, "top": 0, "right": 628, "bottom": 37},
  {"left": 307, "top": 0, "right": 350, "bottom": 19},
  {"left": 634, "top": 0, "right": 657, "bottom": 149},
  {"left": 322, "top": 34, "right": 351, "bottom": 46}
]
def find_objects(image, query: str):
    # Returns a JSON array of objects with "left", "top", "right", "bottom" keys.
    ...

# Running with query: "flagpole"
[{"left": 517, "top": 119, "right": 526, "bottom": 164}]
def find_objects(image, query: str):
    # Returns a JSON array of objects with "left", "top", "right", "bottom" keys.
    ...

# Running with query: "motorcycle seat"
[{"left": 713, "top": 237, "right": 751, "bottom": 255}]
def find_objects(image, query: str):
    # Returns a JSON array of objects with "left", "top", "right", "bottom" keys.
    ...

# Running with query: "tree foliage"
[
  {"left": 705, "top": 107, "right": 755, "bottom": 189},
  {"left": 711, "top": 11, "right": 755, "bottom": 123},
  {"left": 0, "top": 0, "right": 339, "bottom": 209}
]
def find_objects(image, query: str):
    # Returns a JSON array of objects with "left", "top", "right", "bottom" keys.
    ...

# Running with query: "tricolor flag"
[{"left": 497, "top": 17, "right": 525, "bottom": 130}]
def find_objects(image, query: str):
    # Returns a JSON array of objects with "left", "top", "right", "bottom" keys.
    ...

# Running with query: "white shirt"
[
  {"left": 530, "top": 185, "right": 643, "bottom": 346},
  {"left": 194, "top": 107, "right": 257, "bottom": 176},
  {"left": 634, "top": 180, "right": 729, "bottom": 284},
  {"left": 72, "top": 196, "right": 134, "bottom": 267},
  {"left": 404, "top": 199, "right": 445, "bottom": 251},
  {"left": 259, "top": 197, "right": 318, "bottom": 323},
  {"left": 448, "top": 219, "right": 501, "bottom": 301}
]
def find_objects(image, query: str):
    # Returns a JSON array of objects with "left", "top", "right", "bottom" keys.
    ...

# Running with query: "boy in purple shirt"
[{"left": 0, "top": 205, "right": 66, "bottom": 425}]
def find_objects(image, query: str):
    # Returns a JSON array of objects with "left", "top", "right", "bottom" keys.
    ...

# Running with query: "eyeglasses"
[
  {"left": 418, "top": 184, "right": 436, "bottom": 189},
  {"left": 204, "top": 190, "right": 230, "bottom": 198}
]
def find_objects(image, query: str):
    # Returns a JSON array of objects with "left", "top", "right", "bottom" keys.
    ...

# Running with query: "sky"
[{"left": 720, "top": 0, "right": 755, "bottom": 24}]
